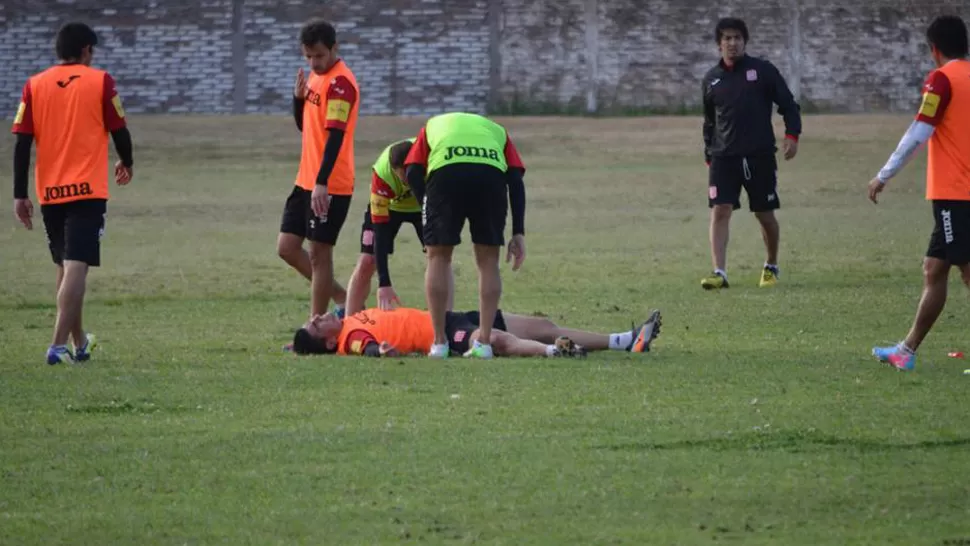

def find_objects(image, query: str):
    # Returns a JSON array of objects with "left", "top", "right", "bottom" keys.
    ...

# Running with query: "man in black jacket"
[{"left": 700, "top": 17, "right": 802, "bottom": 290}]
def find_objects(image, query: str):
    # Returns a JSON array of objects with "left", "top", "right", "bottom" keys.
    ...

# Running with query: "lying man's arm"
[{"left": 344, "top": 329, "right": 393, "bottom": 357}]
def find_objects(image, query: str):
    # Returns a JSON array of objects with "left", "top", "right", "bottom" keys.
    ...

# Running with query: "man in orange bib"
[
  {"left": 277, "top": 19, "right": 360, "bottom": 320},
  {"left": 11, "top": 22, "right": 134, "bottom": 365},
  {"left": 867, "top": 15, "right": 970, "bottom": 371},
  {"left": 290, "top": 307, "right": 663, "bottom": 358}
]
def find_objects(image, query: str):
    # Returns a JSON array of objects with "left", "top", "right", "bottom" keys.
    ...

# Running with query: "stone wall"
[{"left": 1, "top": 0, "right": 966, "bottom": 116}]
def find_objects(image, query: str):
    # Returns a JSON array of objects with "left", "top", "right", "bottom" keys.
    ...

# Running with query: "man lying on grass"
[{"left": 291, "top": 307, "right": 662, "bottom": 358}]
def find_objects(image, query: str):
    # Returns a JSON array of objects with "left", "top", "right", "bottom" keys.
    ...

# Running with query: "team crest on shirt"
[{"left": 746, "top": 69, "right": 758, "bottom": 82}]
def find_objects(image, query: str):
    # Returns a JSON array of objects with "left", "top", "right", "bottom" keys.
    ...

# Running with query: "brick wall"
[{"left": 1, "top": 0, "right": 966, "bottom": 116}]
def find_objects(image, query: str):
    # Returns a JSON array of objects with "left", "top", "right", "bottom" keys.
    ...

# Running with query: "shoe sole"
[{"left": 633, "top": 310, "right": 662, "bottom": 352}]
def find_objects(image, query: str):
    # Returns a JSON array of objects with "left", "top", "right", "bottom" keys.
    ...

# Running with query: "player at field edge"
[
  {"left": 290, "top": 307, "right": 662, "bottom": 358},
  {"left": 343, "top": 138, "right": 454, "bottom": 315},
  {"left": 11, "top": 22, "right": 134, "bottom": 365},
  {"left": 867, "top": 15, "right": 970, "bottom": 372},
  {"left": 701, "top": 17, "right": 802, "bottom": 290},
  {"left": 277, "top": 19, "right": 359, "bottom": 320},
  {"left": 403, "top": 112, "right": 527, "bottom": 360}
]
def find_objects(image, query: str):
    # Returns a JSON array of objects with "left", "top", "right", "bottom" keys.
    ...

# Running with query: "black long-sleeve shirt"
[{"left": 702, "top": 54, "right": 802, "bottom": 162}]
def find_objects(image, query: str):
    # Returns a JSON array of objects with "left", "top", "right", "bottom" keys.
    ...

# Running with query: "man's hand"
[
  {"left": 294, "top": 68, "right": 307, "bottom": 99},
  {"left": 506, "top": 234, "right": 526, "bottom": 271},
  {"left": 14, "top": 198, "right": 33, "bottom": 230},
  {"left": 378, "top": 341, "right": 400, "bottom": 358},
  {"left": 868, "top": 177, "right": 886, "bottom": 204},
  {"left": 115, "top": 160, "right": 132, "bottom": 185},
  {"left": 377, "top": 286, "right": 401, "bottom": 310},
  {"left": 782, "top": 137, "right": 798, "bottom": 160},
  {"left": 311, "top": 185, "right": 330, "bottom": 217}
]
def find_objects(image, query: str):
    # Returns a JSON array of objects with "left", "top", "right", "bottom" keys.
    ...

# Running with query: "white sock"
[
  {"left": 898, "top": 342, "right": 915, "bottom": 355},
  {"left": 609, "top": 332, "right": 634, "bottom": 350},
  {"left": 545, "top": 345, "right": 558, "bottom": 357},
  {"left": 714, "top": 268, "right": 727, "bottom": 279}
]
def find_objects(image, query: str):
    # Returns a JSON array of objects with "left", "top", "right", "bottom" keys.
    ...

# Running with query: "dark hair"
[
  {"left": 292, "top": 328, "right": 336, "bottom": 355},
  {"left": 56, "top": 22, "right": 98, "bottom": 60},
  {"left": 714, "top": 17, "right": 749, "bottom": 43},
  {"left": 300, "top": 19, "right": 337, "bottom": 49},
  {"left": 388, "top": 141, "right": 413, "bottom": 169},
  {"left": 927, "top": 15, "right": 969, "bottom": 59}
]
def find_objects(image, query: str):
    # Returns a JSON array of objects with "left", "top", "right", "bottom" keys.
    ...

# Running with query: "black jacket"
[{"left": 702, "top": 54, "right": 801, "bottom": 162}]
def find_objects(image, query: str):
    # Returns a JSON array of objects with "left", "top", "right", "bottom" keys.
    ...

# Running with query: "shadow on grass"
[
  {"left": 65, "top": 400, "right": 201, "bottom": 415},
  {"left": 599, "top": 429, "right": 970, "bottom": 453}
]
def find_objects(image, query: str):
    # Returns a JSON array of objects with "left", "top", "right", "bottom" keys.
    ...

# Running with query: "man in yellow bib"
[
  {"left": 404, "top": 112, "right": 527, "bottom": 359},
  {"left": 344, "top": 138, "right": 453, "bottom": 315}
]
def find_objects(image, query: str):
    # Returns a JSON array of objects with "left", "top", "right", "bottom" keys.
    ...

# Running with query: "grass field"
[{"left": 1, "top": 114, "right": 969, "bottom": 545}]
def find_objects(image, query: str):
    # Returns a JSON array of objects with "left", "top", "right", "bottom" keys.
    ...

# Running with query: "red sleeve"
[
  {"left": 102, "top": 73, "right": 127, "bottom": 131},
  {"left": 403, "top": 127, "right": 430, "bottom": 167},
  {"left": 915, "top": 70, "right": 952, "bottom": 126},
  {"left": 343, "top": 328, "right": 378, "bottom": 355},
  {"left": 369, "top": 171, "right": 395, "bottom": 224},
  {"left": 323, "top": 75, "right": 358, "bottom": 131},
  {"left": 503, "top": 131, "right": 525, "bottom": 171},
  {"left": 11, "top": 81, "right": 34, "bottom": 135}
]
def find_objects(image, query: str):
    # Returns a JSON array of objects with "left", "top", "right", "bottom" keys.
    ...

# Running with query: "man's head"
[
  {"left": 56, "top": 22, "right": 98, "bottom": 65},
  {"left": 389, "top": 140, "right": 413, "bottom": 182},
  {"left": 292, "top": 313, "right": 343, "bottom": 355},
  {"left": 300, "top": 19, "right": 338, "bottom": 75},
  {"left": 926, "top": 15, "right": 968, "bottom": 67},
  {"left": 715, "top": 17, "right": 748, "bottom": 63}
]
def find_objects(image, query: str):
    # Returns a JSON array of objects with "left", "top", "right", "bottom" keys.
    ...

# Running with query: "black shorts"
[
  {"left": 423, "top": 163, "right": 508, "bottom": 247},
  {"left": 359, "top": 206, "right": 424, "bottom": 255},
  {"left": 927, "top": 200, "right": 970, "bottom": 265},
  {"left": 444, "top": 309, "right": 508, "bottom": 354},
  {"left": 708, "top": 154, "right": 780, "bottom": 212},
  {"left": 41, "top": 199, "right": 107, "bottom": 267},
  {"left": 279, "top": 186, "right": 352, "bottom": 245}
]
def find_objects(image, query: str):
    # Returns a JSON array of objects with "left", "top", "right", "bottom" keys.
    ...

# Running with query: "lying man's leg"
[
  {"left": 499, "top": 310, "right": 662, "bottom": 353},
  {"left": 473, "top": 328, "right": 586, "bottom": 358}
]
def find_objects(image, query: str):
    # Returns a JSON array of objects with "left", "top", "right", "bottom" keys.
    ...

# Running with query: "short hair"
[
  {"left": 292, "top": 328, "right": 337, "bottom": 355},
  {"left": 56, "top": 22, "right": 98, "bottom": 60},
  {"left": 714, "top": 17, "right": 749, "bottom": 43},
  {"left": 300, "top": 19, "right": 337, "bottom": 49},
  {"left": 927, "top": 15, "right": 969, "bottom": 59},
  {"left": 388, "top": 141, "right": 413, "bottom": 169}
]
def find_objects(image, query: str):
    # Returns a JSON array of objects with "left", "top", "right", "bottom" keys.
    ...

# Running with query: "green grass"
[{"left": 1, "top": 114, "right": 969, "bottom": 545}]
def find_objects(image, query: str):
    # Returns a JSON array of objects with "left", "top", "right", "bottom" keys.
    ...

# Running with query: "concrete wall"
[{"left": 2, "top": 0, "right": 966, "bottom": 116}]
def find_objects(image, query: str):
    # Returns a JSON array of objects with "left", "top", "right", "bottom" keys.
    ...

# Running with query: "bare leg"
[
  {"left": 345, "top": 253, "right": 375, "bottom": 315},
  {"left": 473, "top": 244, "right": 502, "bottom": 345},
  {"left": 426, "top": 245, "right": 454, "bottom": 345},
  {"left": 755, "top": 210, "right": 780, "bottom": 265},
  {"left": 308, "top": 241, "right": 337, "bottom": 318},
  {"left": 902, "top": 257, "right": 950, "bottom": 351},
  {"left": 52, "top": 260, "right": 88, "bottom": 347},
  {"left": 277, "top": 233, "right": 312, "bottom": 281},
  {"left": 710, "top": 204, "right": 733, "bottom": 271},
  {"left": 479, "top": 328, "right": 550, "bottom": 357},
  {"left": 501, "top": 313, "right": 610, "bottom": 350},
  {"left": 959, "top": 264, "right": 970, "bottom": 290}
]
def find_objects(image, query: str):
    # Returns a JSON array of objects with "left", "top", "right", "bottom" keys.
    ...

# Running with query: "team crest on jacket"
[{"left": 746, "top": 69, "right": 758, "bottom": 82}]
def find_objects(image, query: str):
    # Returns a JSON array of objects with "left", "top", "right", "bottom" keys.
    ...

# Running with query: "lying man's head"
[{"left": 292, "top": 313, "right": 343, "bottom": 355}]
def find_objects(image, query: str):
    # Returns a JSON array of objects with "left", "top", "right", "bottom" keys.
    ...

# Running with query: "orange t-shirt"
[
  {"left": 916, "top": 60, "right": 970, "bottom": 201},
  {"left": 11, "top": 64, "right": 127, "bottom": 205},
  {"left": 336, "top": 308, "right": 435, "bottom": 355},
  {"left": 295, "top": 59, "right": 359, "bottom": 195}
]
